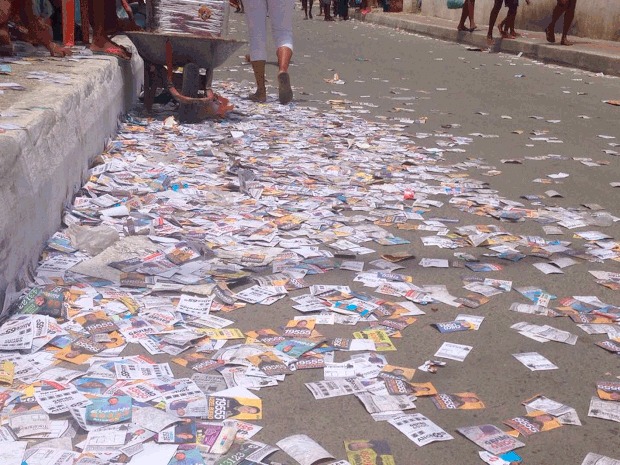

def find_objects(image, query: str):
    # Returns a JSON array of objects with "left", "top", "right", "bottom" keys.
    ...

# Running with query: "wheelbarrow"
[{"left": 126, "top": 31, "right": 245, "bottom": 121}]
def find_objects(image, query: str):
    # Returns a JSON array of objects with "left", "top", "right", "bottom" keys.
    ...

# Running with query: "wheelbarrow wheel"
[{"left": 179, "top": 63, "right": 201, "bottom": 123}]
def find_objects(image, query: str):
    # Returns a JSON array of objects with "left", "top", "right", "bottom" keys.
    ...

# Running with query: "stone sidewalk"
[
  {"left": 0, "top": 41, "right": 143, "bottom": 313},
  {"left": 356, "top": 11, "right": 620, "bottom": 76}
]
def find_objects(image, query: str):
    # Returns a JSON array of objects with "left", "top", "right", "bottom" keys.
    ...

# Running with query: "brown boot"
[{"left": 248, "top": 60, "right": 267, "bottom": 102}]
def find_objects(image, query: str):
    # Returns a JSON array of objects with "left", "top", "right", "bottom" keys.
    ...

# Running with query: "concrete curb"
[
  {"left": 356, "top": 12, "right": 620, "bottom": 76},
  {"left": 0, "top": 41, "right": 143, "bottom": 314}
]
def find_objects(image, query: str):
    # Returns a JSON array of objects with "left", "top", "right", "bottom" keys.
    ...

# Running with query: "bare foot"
[
  {"left": 248, "top": 88, "right": 267, "bottom": 103},
  {"left": 498, "top": 25, "right": 509, "bottom": 38},
  {"left": 48, "top": 42, "right": 72, "bottom": 57},
  {"left": 90, "top": 38, "right": 132, "bottom": 60},
  {"left": 560, "top": 37, "right": 574, "bottom": 46},
  {"left": 486, "top": 36, "right": 494, "bottom": 46},
  {"left": 545, "top": 25, "right": 555, "bottom": 43}
]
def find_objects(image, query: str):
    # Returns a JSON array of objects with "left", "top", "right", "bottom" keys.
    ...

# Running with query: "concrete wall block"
[{"left": 0, "top": 48, "right": 143, "bottom": 315}]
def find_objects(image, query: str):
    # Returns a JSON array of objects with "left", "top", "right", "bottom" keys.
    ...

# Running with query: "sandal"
[{"left": 278, "top": 72, "right": 293, "bottom": 104}]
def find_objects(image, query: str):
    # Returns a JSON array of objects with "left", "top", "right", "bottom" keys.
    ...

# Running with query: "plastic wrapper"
[
  {"left": 148, "top": 0, "right": 229, "bottom": 37},
  {"left": 67, "top": 225, "right": 120, "bottom": 256}
]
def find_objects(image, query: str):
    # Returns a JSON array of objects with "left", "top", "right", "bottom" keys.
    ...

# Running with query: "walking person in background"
[
  {"left": 320, "top": 0, "right": 334, "bottom": 20},
  {"left": 498, "top": 0, "right": 530, "bottom": 39},
  {"left": 301, "top": 0, "right": 313, "bottom": 19},
  {"left": 486, "top": 0, "right": 505, "bottom": 44},
  {"left": 545, "top": 0, "right": 577, "bottom": 45},
  {"left": 457, "top": 0, "right": 477, "bottom": 32},
  {"left": 244, "top": 0, "right": 294, "bottom": 104},
  {"left": 336, "top": 0, "right": 348, "bottom": 20}
]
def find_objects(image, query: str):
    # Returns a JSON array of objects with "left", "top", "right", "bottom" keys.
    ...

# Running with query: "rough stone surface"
[{"left": 0, "top": 42, "right": 143, "bottom": 314}]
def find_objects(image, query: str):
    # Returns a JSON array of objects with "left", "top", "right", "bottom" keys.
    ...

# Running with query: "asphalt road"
[{"left": 199, "top": 12, "right": 620, "bottom": 464}]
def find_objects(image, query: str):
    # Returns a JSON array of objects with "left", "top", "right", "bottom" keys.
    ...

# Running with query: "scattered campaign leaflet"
[
  {"left": 433, "top": 321, "right": 471, "bottom": 333},
  {"left": 23, "top": 448, "right": 79, "bottom": 465},
  {"left": 114, "top": 363, "right": 173, "bottom": 380},
  {"left": 355, "top": 391, "right": 416, "bottom": 415},
  {"left": 305, "top": 378, "right": 370, "bottom": 400},
  {"left": 388, "top": 413, "right": 453, "bottom": 446},
  {"left": 504, "top": 410, "right": 562, "bottom": 436},
  {"left": 511, "top": 323, "right": 578, "bottom": 345},
  {"left": 34, "top": 384, "right": 90, "bottom": 414},
  {"left": 85, "top": 396, "right": 132, "bottom": 425},
  {"left": 432, "top": 392, "right": 485, "bottom": 410},
  {"left": 512, "top": 352, "right": 559, "bottom": 371},
  {"left": 276, "top": 434, "right": 334, "bottom": 465},
  {"left": 434, "top": 342, "right": 473, "bottom": 362},
  {"left": 457, "top": 424, "right": 525, "bottom": 455},
  {"left": 596, "top": 381, "right": 620, "bottom": 401},
  {"left": 9, "top": 408, "right": 51, "bottom": 438},
  {"left": 3, "top": 441, "right": 27, "bottom": 465},
  {"left": 523, "top": 395, "right": 581, "bottom": 426},
  {"left": 510, "top": 303, "right": 549, "bottom": 316},
  {"left": 344, "top": 439, "right": 396, "bottom": 465},
  {"left": 588, "top": 397, "right": 620, "bottom": 423},
  {"left": 127, "top": 443, "right": 179, "bottom": 465},
  {"left": 479, "top": 451, "right": 511, "bottom": 465},
  {"left": 581, "top": 453, "right": 620, "bottom": 465}
]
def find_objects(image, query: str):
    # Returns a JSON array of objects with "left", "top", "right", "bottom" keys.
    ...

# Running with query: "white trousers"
[{"left": 244, "top": 0, "right": 294, "bottom": 62}]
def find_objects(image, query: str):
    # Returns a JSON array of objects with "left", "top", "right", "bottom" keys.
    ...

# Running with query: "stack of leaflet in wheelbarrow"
[{"left": 149, "top": 0, "right": 230, "bottom": 37}]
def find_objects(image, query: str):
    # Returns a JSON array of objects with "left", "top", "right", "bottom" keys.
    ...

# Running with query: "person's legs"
[
  {"left": 0, "top": 0, "right": 13, "bottom": 51},
  {"left": 467, "top": 0, "right": 476, "bottom": 29},
  {"left": 20, "top": 0, "right": 71, "bottom": 56},
  {"left": 269, "top": 0, "right": 294, "bottom": 103},
  {"left": 487, "top": 0, "right": 504, "bottom": 44},
  {"left": 546, "top": 0, "right": 567, "bottom": 43},
  {"left": 301, "top": 0, "right": 308, "bottom": 18},
  {"left": 339, "top": 0, "right": 348, "bottom": 19},
  {"left": 244, "top": 0, "right": 268, "bottom": 101},
  {"left": 499, "top": 2, "right": 515, "bottom": 37},
  {"left": 88, "top": 0, "right": 131, "bottom": 58},
  {"left": 507, "top": 6, "right": 518, "bottom": 36},
  {"left": 308, "top": 0, "right": 313, "bottom": 18},
  {"left": 323, "top": 0, "right": 333, "bottom": 19},
  {"left": 458, "top": 0, "right": 475, "bottom": 31},
  {"left": 457, "top": 0, "right": 469, "bottom": 30},
  {"left": 560, "top": 0, "right": 576, "bottom": 45}
]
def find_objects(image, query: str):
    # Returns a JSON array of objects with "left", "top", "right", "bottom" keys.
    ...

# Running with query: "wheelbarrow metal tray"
[{"left": 125, "top": 31, "right": 245, "bottom": 69}]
